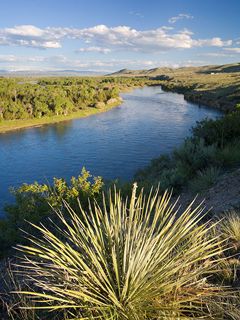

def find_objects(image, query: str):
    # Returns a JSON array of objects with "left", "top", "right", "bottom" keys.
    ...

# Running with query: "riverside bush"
[
  {"left": 192, "top": 110, "right": 240, "bottom": 147},
  {"left": 135, "top": 107, "right": 240, "bottom": 194},
  {"left": 0, "top": 168, "right": 103, "bottom": 254}
]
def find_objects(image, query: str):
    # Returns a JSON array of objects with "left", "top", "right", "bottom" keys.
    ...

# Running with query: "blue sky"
[{"left": 0, "top": 0, "right": 240, "bottom": 72}]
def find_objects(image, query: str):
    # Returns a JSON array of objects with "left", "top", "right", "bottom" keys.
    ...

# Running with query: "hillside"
[
  {"left": 108, "top": 62, "right": 240, "bottom": 112},
  {"left": 108, "top": 63, "right": 240, "bottom": 77}
]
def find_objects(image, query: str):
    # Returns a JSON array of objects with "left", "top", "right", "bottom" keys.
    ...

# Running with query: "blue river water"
[{"left": 0, "top": 86, "right": 222, "bottom": 215}]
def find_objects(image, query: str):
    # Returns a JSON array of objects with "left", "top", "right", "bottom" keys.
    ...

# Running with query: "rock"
[
  {"left": 106, "top": 97, "right": 122, "bottom": 105},
  {"left": 94, "top": 102, "right": 106, "bottom": 109}
]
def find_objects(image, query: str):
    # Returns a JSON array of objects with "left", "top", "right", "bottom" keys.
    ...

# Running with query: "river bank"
[
  {"left": 0, "top": 76, "right": 152, "bottom": 134},
  {"left": 0, "top": 77, "right": 153, "bottom": 134},
  {"left": 149, "top": 68, "right": 240, "bottom": 112},
  {"left": 159, "top": 82, "right": 236, "bottom": 113},
  {"left": 0, "top": 98, "right": 123, "bottom": 134},
  {"left": 110, "top": 63, "right": 240, "bottom": 113}
]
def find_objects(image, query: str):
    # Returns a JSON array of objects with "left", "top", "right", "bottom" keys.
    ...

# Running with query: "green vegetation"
[
  {"left": 110, "top": 62, "right": 240, "bottom": 112},
  {"left": 0, "top": 168, "right": 103, "bottom": 254},
  {"left": 136, "top": 109, "right": 240, "bottom": 194},
  {"left": 220, "top": 211, "right": 240, "bottom": 244},
  {"left": 2, "top": 186, "right": 239, "bottom": 319},
  {"left": 0, "top": 76, "right": 152, "bottom": 132}
]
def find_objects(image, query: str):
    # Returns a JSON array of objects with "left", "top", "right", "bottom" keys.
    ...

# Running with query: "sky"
[{"left": 0, "top": 0, "right": 240, "bottom": 72}]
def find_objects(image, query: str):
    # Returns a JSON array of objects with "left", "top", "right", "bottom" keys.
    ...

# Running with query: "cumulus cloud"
[
  {"left": 0, "top": 24, "right": 233, "bottom": 53},
  {"left": 0, "top": 25, "right": 62, "bottom": 48},
  {"left": 197, "top": 37, "right": 232, "bottom": 47},
  {"left": 69, "top": 25, "right": 233, "bottom": 53},
  {"left": 168, "top": 13, "right": 193, "bottom": 24}
]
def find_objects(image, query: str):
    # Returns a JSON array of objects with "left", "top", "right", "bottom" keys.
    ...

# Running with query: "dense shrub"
[
  {"left": 189, "top": 166, "right": 220, "bottom": 194},
  {"left": 192, "top": 110, "right": 240, "bottom": 147},
  {"left": 0, "top": 168, "right": 103, "bottom": 254},
  {"left": 135, "top": 138, "right": 219, "bottom": 192}
]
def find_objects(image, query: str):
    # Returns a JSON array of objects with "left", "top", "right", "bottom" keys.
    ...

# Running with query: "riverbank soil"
[{"left": 178, "top": 167, "right": 240, "bottom": 216}]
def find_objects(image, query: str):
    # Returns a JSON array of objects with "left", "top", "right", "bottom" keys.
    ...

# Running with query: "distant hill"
[
  {"left": 107, "top": 62, "right": 240, "bottom": 77},
  {"left": 109, "top": 68, "right": 146, "bottom": 76},
  {"left": 199, "top": 63, "right": 240, "bottom": 74}
]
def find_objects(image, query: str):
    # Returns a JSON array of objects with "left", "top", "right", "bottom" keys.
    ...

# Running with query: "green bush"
[
  {"left": 189, "top": 166, "right": 220, "bottom": 194},
  {"left": 174, "top": 138, "right": 218, "bottom": 174},
  {"left": 192, "top": 111, "right": 240, "bottom": 148},
  {"left": 0, "top": 168, "right": 103, "bottom": 254},
  {"left": 216, "top": 140, "right": 240, "bottom": 167},
  {"left": 136, "top": 139, "right": 219, "bottom": 193},
  {"left": 0, "top": 77, "right": 150, "bottom": 121}
]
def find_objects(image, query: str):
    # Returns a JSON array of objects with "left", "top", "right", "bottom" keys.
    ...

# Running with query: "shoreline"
[
  {"left": 0, "top": 83, "right": 147, "bottom": 134},
  {"left": 0, "top": 81, "right": 230, "bottom": 134},
  {"left": 158, "top": 83, "right": 234, "bottom": 113},
  {"left": 0, "top": 100, "right": 123, "bottom": 134}
]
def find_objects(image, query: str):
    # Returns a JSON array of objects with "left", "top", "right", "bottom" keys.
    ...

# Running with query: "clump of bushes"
[
  {"left": 189, "top": 166, "right": 220, "bottom": 194},
  {"left": 0, "top": 168, "right": 103, "bottom": 254},
  {"left": 192, "top": 111, "right": 240, "bottom": 148}
]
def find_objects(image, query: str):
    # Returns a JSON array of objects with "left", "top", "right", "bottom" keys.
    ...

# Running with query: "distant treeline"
[{"left": 0, "top": 77, "right": 148, "bottom": 121}]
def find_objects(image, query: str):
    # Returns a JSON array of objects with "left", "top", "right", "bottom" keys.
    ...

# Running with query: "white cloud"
[
  {"left": 0, "top": 54, "right": 214, "bottom": 72},
  {"left": 5, "top": 25, "right": 44, "bottom": 37},
  {"left": 0, "top": 24, "right": 232, "bottom": 53},
  {"left": 197, "top": 37, "right": 232, "bottom": 47},
  {"left": 0, "top": 55, "right": 17, "bottom": 62},
  {"left": 223, "top": 47, "right": 240, "bottom": 53},
  {"left": 168, "top": 13, "right": 193, "bottom": 24},
  {"left": 200, "top": 52, "right": 235, "bottom": 58},
  {"left": 0, "top": 25, "right": 62, "bottom": 48},
  {"left": 76, "top": 46, "right": 111, "bottom": 54},
  {"left": 0, "top": 54, "right": 46, "bottom": 63},
  {"left": 68, "top": 25, "right": 232, "bottom": 53}
]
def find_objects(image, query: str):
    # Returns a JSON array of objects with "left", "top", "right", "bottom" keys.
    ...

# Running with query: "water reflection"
[{"left": 37, "top": 121, "right": 72, "bottom": 140}]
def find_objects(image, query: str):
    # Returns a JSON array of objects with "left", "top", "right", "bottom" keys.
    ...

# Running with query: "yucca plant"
[
  {"left": 220, "top": 211, "right": 240, "bottom": 249},
  {"left": 14, "top": 185, "right": 230, "bottom": 319}
]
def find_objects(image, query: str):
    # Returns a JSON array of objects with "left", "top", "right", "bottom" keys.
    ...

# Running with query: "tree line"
[{"left": 0, "top": 76, "right": 148, "bottom": 121}]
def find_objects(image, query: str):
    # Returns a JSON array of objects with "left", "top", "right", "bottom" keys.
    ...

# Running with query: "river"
[{"left": 0, "top": 86, "right": 222, "bottom": 215}]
